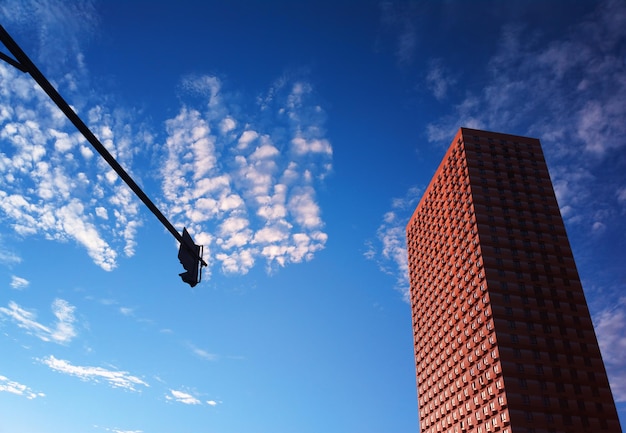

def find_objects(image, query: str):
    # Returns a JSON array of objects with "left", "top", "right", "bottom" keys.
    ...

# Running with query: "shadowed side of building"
[{"left": 406, "top": 128, "right": 622, "bottom": 433}]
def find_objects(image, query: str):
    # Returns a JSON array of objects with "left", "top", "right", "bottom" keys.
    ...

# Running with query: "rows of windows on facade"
[{"left": 406, "top": 128, "right": 622, "bottom": 433}]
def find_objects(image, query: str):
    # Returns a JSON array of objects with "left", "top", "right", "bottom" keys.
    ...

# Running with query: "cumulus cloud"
[
  {"left": 1, "top": 4, "right": 332, "bottom": 280},
  {"left": 40, "top": 355, "right": 148, "bottom": 392},
  {"left": 0, "top": 298, "right": 77, "bottom": 344},
  {"left": 0, "top": 374, "right": 45, "bottom": 399},
  {"left": 160, "top": 76, "right": 332, "bottom": 277},
  {"left": 0, "top": 60, "right": 144, "bottom": 271}
]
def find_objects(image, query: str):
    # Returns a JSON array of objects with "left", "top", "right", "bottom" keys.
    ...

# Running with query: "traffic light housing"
[{"left": 178, "top": 228, "right": 203, "bottom": 287}]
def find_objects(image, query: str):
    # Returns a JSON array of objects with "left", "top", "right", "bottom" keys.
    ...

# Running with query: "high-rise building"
[{"left": 406, "top": 128, "right": 621, "bottom": 433}]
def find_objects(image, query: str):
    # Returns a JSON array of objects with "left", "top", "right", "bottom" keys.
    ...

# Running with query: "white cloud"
[
  {"left": 616, "top": 186, "right": 626, "bottom": 204},
  {"left": 379, "top": 1, "right": 419, "bottom": 66},
  {"left": 181, "top": 75, "right": 221, "bottom": 106},
  {"left": 426, "top": 58, "right": 456, "bottom": 101},
  {"left": 99, "top": 429, "right": 143, "bottom": 433},
  {"left": 253, "top": 226, "right": 289, "bottom": 245},
  {"left": 95, "top": 206, "right": 108, "bottom": 219},
  {"left": 216, "top": 249, "right": 255, "bottom": 274},
  {"left": 165, "top": 389, "right": 220, "bottom": 407},
  {"left": 237, "top": 130, "right": 259, "bottom": 149},
  {"left": 55, "top": 199, "right": 118, "bottom": 270},
  {"left": 291, "top": 136, "right": 332, "bottom": 156},
  {"left": 288, "top": 187, "right": 322, "bottom": 228},
  {"left": 166, "top": 389, "right": 201, "bottom": 405},
  {"left": 0, "top": 0, "right": 98, "bottom": 70},
  {"left": 0, "top": 243, "right": 21, "bottom": 266},
  {"left": 119, "top": 307, "right": 133, "bottom": 316},
  {"left": 187, "top": 343, "right": 218, "bottom": 361},
  {"left": 220, "top": 116, "right": 236, "bottom": 134},
  {"left": 594, "top": 298, "right": 626, "bottom": 402},
  {"left": 0, "top": 298, "right": 77, "bottom": 344},
  {"left": 367, "top": 187, "right": 422, "bottom": 301},
  {"left": 0, "top": 62, "right": 144, "bottom": 271},
  {"left": 160, "top": 75, "right": 331, "bottom": 277},
  {"left": 40, "top": 355, "right": 149, "bottom": 392},
  {"left": 424, "top": 0, "right": 626, "bottom": 234},
  {"left": 9, "top": 275, "right": 29, "bottom": 290},
  {"left": 416, "top": 7, "right": 626, "bottom": 352},
  {"left": 0, "top": 374, "right": 45, "bottom": 399},
  {"left": 1, "top": 7, "right": 331, "bottom": 280}
]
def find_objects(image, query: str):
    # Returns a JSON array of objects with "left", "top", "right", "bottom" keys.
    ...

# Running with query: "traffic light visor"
[{"left": 178, "top": 227, "right": 202, "bottom": 287}]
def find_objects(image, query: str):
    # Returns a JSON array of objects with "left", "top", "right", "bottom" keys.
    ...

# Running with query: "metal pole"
[{"left": 0, "top": 25, "right": 206, "bottom": 267}]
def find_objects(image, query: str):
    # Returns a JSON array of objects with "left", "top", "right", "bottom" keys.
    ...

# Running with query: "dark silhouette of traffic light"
[
  {"left": 0, "top": 26, "right": 208, "bottom": 287},
  {"left": 178, "top": 228, "right": 203, "bottom": 287}
]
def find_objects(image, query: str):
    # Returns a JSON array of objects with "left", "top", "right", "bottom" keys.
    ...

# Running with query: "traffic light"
[{"left": 178, "top": 227, "right": 203, "bottom": 287}]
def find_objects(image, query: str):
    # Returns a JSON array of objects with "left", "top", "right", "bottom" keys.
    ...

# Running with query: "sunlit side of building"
[{"left": 406, "top": 128, "right": 621, "bottom": 433}]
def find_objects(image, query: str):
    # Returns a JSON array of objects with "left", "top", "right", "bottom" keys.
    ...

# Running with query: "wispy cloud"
[
  {"left": 166, "top": 389, "right": 201, "bottom": 405},
  {"left": 0, "top": 60, "right": 144, "bottom": 271},
  {"left": 187, "top": 342, "right": 218, "bottom": 361},
  {"left": 165, "top": 389, "right": 220, "bottom": 406},
  {"left": 0, "top": 235, "right": 21, "bottom": 266},
  {"left": 9, "top": 275, "right": 29, "bottom": 290},
  {"left": 160, "top": 75, "right": 331, "bottom": 277},
  {"left": 379, "top": 1, "right": 419, "bottom": 65},
  {"left": 0, "top": 0, "right": 98, "bottom": 70},
  {"left": 379, "top": 0, "right": 626, "bottom": 401},
  {"left": 366, "top": 187, "right": 422, "bottom": 301},
  {"left": 425, "top": 0, "right": 626, "bottom": 234},
  {"left": 0, "top": 374, "right": 45, "bottom": 399},
  {"left": 0, "top": 298, "right": 77, "bottom": 344},
  {"left": 40, "top": 355, "right": 149, "bottom": 392},
  {"left": 594, "top": 298, "right": 626, "bottom": 402},
  {"left": 96, "top": 428, "right": 143, "bottom": 433},
  {"left": 425, "top": 58, "right": 457, "bottom": 101},
  {"left": 119, "top": 307, "right": 134, "bottom": 317}
]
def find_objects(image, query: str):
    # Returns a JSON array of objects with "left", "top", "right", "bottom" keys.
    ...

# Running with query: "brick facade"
[{"left": 406, "top": 128, "right": 621, "bottom": 433}]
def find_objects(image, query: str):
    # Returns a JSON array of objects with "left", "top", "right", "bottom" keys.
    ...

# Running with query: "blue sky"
[{"left": 0, "top": 1, "right": 624, "bottom": 432}]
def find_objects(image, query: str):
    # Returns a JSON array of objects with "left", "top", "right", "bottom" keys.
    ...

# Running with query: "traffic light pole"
[{"left": 0, "top": 25, "right": 207, "bottom": 274}]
